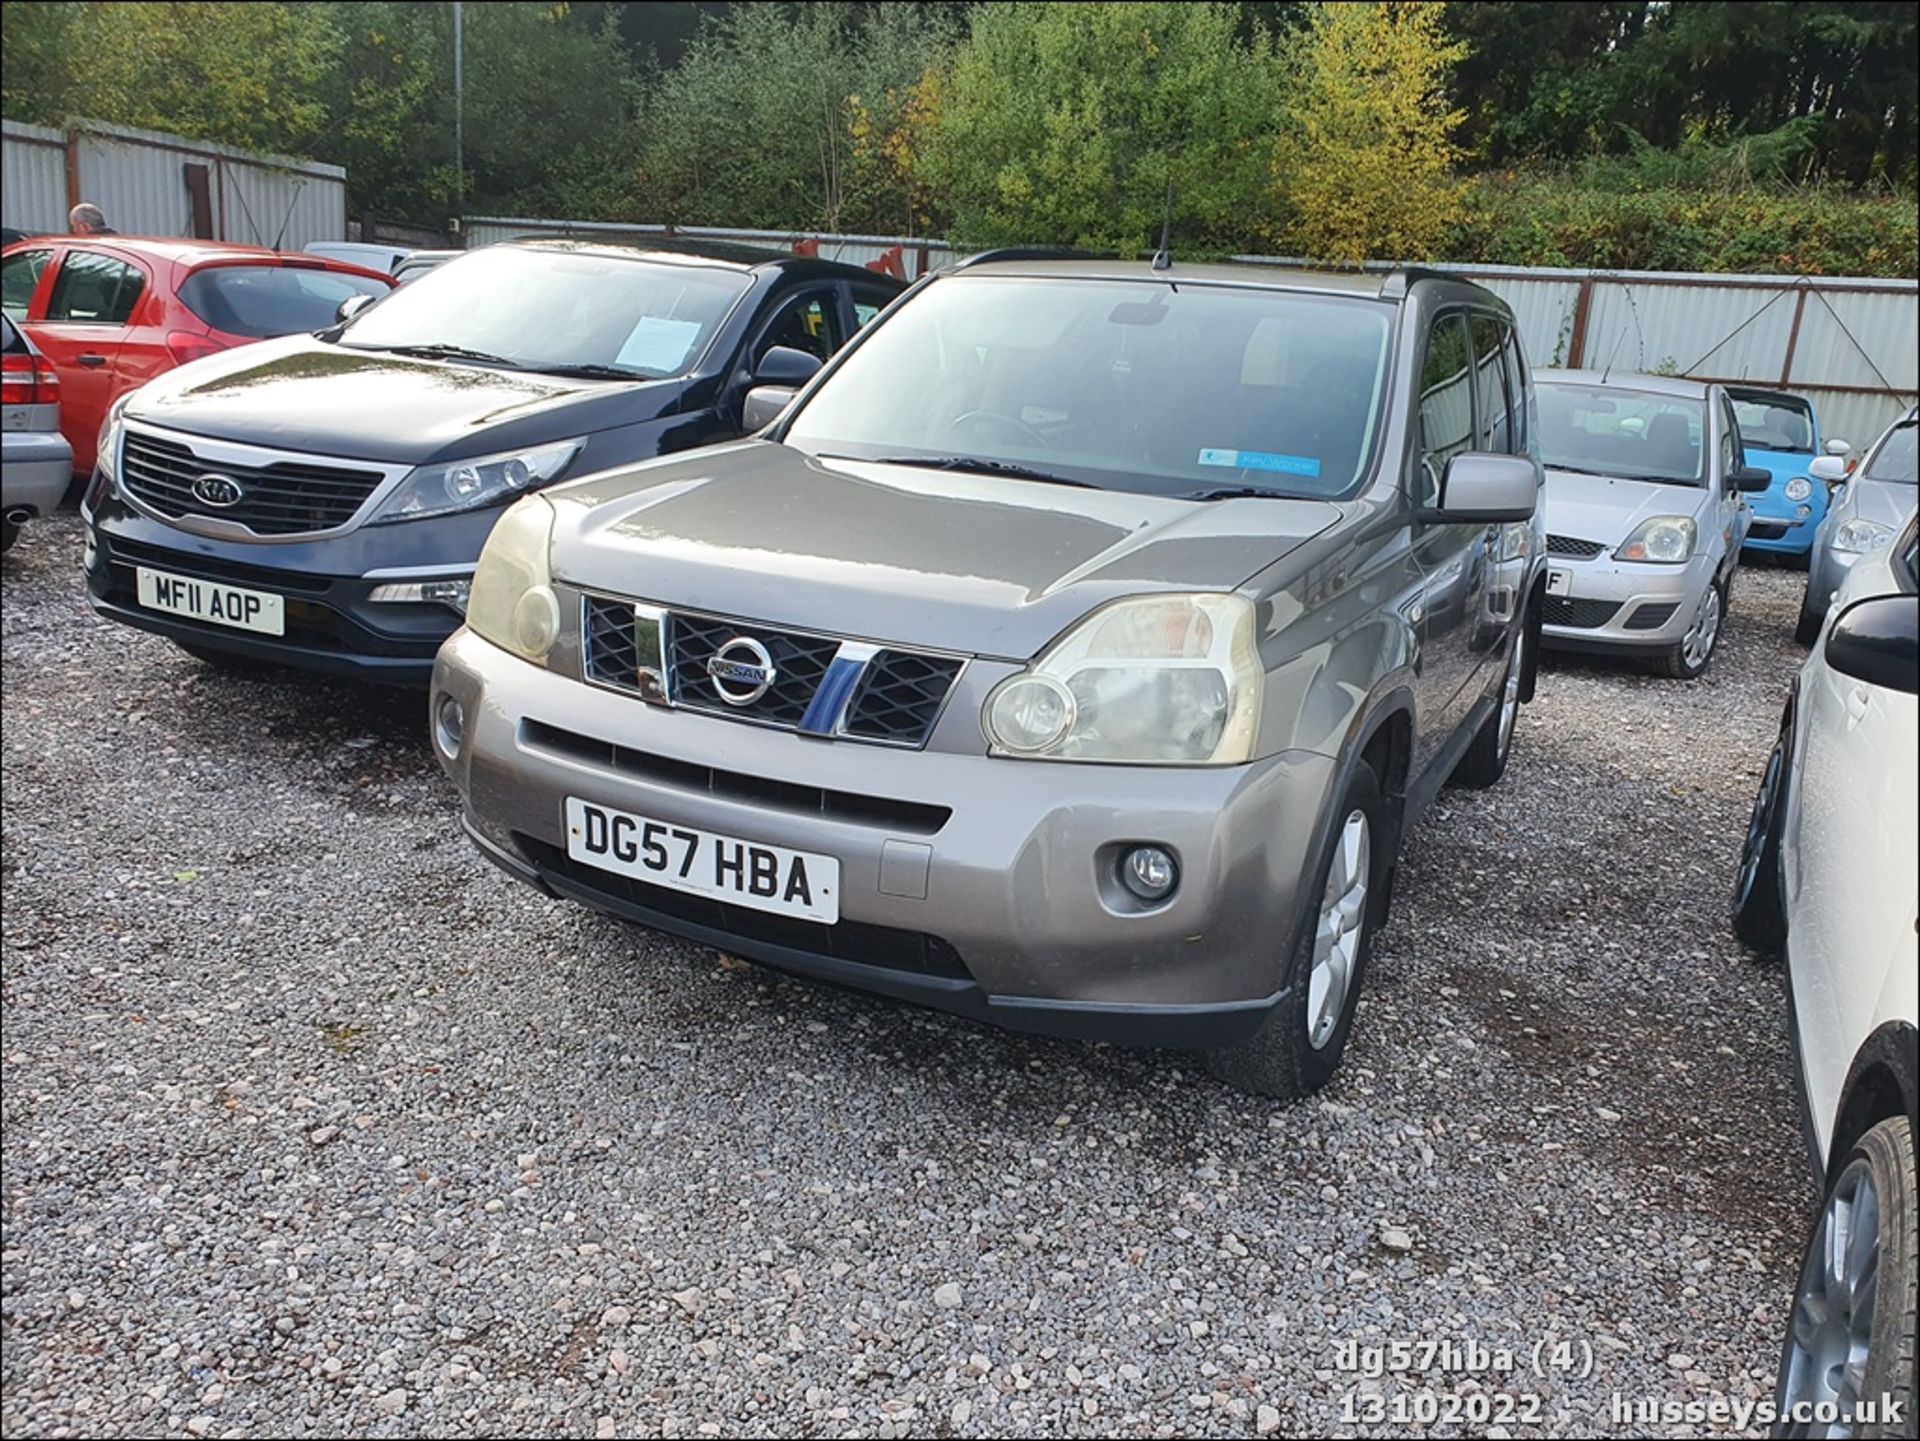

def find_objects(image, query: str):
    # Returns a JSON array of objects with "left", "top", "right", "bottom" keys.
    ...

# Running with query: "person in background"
[{"left": 68, "top": 203, "right": 116, "bottom": 235}]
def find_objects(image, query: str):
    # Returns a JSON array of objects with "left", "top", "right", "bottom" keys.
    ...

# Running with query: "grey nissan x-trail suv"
[{"left": 431, "top": 256, "right": 1548, "bottom": 1099}]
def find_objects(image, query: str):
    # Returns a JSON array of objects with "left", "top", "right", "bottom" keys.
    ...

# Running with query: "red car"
[{"left": 0, "top": 237, "right": 391, "bottom": 475}]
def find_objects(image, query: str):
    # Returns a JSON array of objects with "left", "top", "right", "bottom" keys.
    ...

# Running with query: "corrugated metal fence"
[
  {"left": 464, "top": 215, "right": 1917, "bottom": 446},
  {"left": 3, "top": 118, "right": 346, "bottom": 251}
]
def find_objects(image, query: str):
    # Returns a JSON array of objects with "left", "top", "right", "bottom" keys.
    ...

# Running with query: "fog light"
[
  {"left": 1121, "top": 845, "right": 1178, "bottom": 902},
  {"left": 1794, "top": 504, "right": 1811, "bottom": 519},
  {"left": 433, "top": 694, "right": 465, "bottom": 760},
  {"left": 369, "top": 577, "right": 472, "bottom": 613}
]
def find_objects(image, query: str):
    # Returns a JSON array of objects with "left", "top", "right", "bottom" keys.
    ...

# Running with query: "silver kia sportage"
[{"left": 431, "top": 256, "right": 1548, "bottom": 1099}]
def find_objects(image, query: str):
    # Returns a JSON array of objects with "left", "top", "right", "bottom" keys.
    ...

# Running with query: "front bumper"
[
  {"left": 1742, "top": 488, "right": 1824, "bottom": 555},
  {"left": 1539, "top": 551, "right": 1713, "bottom": 652},
  {"left": 84, "top": 485, "right": 502, "bottom": 685},
  {"left": 433, "top": 627, "right": 1342, "bottom": 1049},
  {"left": 1, "top": 432, "right": 75, "bottom": 517},
  {"left": 1803, "top": 544, "right": 1868, "bottom": 623}
]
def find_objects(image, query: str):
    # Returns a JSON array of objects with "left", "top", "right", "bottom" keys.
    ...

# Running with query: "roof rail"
[
  {"left": 951, "top": 246, "right": 1111, "bottom": 271},
  {"left": 1376, "top": 266, "right": 1459, "bottom": 299}
]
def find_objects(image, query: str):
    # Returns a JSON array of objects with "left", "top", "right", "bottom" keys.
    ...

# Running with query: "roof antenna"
[{"left": 1151, "top": 179, "right": 1174, "bottom": 272}]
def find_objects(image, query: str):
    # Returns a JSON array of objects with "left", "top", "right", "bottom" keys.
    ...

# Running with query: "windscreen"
[
  {"left": 784, "top": 275, "right": 1395, "bottom": 499},
  {"left": 1730, "top": 392, "right": 1814, "bottom": 453},
  {"left": 1536, "top": 382, "right": 1707, "bottom": 486},
  {"left": 338, "top": 247, "right": 752, "bottom": 378},
  {"left": 1863, "top": 420, "right": 1916, "bottom": 483},
  {"left": 179, "top": 265, "right": 390, "bottom": 339}
]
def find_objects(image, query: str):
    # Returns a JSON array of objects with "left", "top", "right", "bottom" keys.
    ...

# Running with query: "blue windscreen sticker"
[{"left": 1197, "top": 448, "right": 1321, "bottom": 477}]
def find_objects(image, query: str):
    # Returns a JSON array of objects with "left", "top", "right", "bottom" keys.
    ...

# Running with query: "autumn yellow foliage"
[{"left": 1278, "top": 1, "right": 1467, "bottom": 266}]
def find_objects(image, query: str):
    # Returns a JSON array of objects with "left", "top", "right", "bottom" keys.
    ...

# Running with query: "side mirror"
[
  {"left": 1825, "top": 438, "right": 1852, "bottom": 458},
  {"left": 1731, "top": 465, "right": 1772, "bottom": 493},
  {"left": 1825, "top": 594, "right": 1919, "bottom": 695},
  {"left": 742, "top": 385, "right": 797, "bottom": 433},
  {"left": 1426, "top": 453, "right": 1537, "bottom": 523},
  {"left": 335, "top": 293, "right": 376, "bottom": 324},
  {"left": 1809, "top": 455, "right": 1849, "bottom": 484},
  {"left": 755, "top": 345, "right": 822, "bottom": 388}
]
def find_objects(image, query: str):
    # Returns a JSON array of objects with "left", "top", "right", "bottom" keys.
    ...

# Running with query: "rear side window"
[
  {"left": 1499, "top": 323, "right": 1529, "bottom": 454},
  {"left": 2, "top": 248, "right": 55, "bottom": 320},
  {"left": 852, "top": 286, "right": 897, "bottom": 330},
  {"left": 179, "top": 265, "right": 390, "bottom": 339},
  {"left": 47, "top": 251, "right": 145, "bottom": 324},
  {"left": 1469, "top": 313, "right": 1514, "bottom": 454}
]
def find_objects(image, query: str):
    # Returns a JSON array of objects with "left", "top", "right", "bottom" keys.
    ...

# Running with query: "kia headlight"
[
  {"left": 1783, "top": 476, "right": 1812, "bottom": 502},
  {"left": 96, "top": 394, "right": 133, "bottom": 484},
  {"left": 1833, "top": 518, "right": 1894, "bottom": 554},
  {"left": 983, "top": 594, "right": 1262, "bottom": 765},
  {"left": 465, "top": 495, "right": 560, "bottom": 665},
  {"left": 1615, "top": 516, "right": 1696, "bottom": 564},
  {"left": 370, "top": 438, "right": 581, "bottom": 524}
]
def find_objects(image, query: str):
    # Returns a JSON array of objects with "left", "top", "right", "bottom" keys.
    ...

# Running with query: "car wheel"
[
  {"left": 1795, "top": 597, "right": 1825, "bottom": 647},
  {"left": 1732, "top": 699, "right": 1792, "bottom": 953},
  {"left": 175, "top": 641, "right": 278, "bottom": 676},
  {"left": 1655, "top": 578, "right": 1724, "bottom": 679},
  {"left": 1773, "top": 1116, "right": 1917, "bottom": 1439},
  {"left": 1206, "top": 761, "right": 1386, "bottom": 1101},
  {"left": 1455, "top": 611, "right": 1527, "bottom": 788}
]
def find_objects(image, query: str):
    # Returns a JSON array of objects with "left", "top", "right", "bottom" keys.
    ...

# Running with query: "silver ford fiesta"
[{"left": 1533, "top": 369, "right": 1770, "bottom": 678}]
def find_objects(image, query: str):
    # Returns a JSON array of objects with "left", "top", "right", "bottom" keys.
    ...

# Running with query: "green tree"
[
  {"left": 46, "top": 1, "right": 340, "bottom": 154},
  {"left": 1279, "top": 1, "right": 1467, "bottom": 265},
  {"left": 919, "top": 1, "right": 1289, "bottom": 253}
]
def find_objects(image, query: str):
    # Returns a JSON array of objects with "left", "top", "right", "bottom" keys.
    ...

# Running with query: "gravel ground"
[{"left": 4, "top": 512, "right": 1814, "bottom": 1439}]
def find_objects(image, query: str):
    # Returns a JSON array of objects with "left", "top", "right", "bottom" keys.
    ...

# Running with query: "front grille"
[
  {"left": 520, "top": 835, "right": 972, "bottom": 981},
  {"left": 521, "top": 720, "right": 951, "bottom": 834},
  {"left": 669, "top": 611, "right": 839, "bottom": 727},
  {"left": 584, "top": 596, "right": 643, "bottom": 687},
  {"left": 843, "top": 651, "right": 966, "bottom": 744},
  {"left": 585, "top": 595, "right": 964, "bottom": 748},
  {"left": 1546, "top": 534, "right": 1606, "bottom": 558},
  {"left": 122, "top": 431, "right": 386, "bottom": 536},
  {"left": 1746, "top": 520, "right": 1792, "bottom": 540},
  {"left": 1543, "top": 596, "right": 1623, "bottom": 630},
  {"left": 1623, "top": 601, "right": 1679, "bottom": 631}
]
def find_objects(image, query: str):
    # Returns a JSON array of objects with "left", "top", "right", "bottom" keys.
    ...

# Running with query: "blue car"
[{"left": 1728, "top": 386, "right": 1850, "bottom": 562}]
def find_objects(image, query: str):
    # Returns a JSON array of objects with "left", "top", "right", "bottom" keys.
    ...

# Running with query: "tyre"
[
  {"left": 1774, "top": 1116, "right": 1917, "bottom": 1438},
  {"left": 1654, "top": 578, "right": 1725, "bottom": 679},
  {"left": 1206, "top": 761, "right": 1387, "bottom": 1101},
  {"left": 1795, "top": 598, "right": 1825, "bottom": 647},
  {"left": 1455, "top": 610, "right": 1527, "bottom": 788},
  {"left": 1732, "top": 699, "right": 1792, "bottom": 953},
  {"left": 175, "top": 641, "right": 277, "bottom": 675}
]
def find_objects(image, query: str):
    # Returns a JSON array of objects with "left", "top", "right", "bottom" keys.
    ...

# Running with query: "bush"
[{"left": 1448, "top": 174, "right": 1918, "bottom": 276}]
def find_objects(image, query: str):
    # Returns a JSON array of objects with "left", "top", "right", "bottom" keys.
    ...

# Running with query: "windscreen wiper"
[
  {"left": 1179, "top": 486, "right": 1295, "bottom": 502},
  {"left": 853, "top": 455, "right": 1099, "bottom": 488},
  {"left": 354, "top": 343, "right": 523, "bottom": 368},
  {"left": 536, "top": 363, "right": 658, "bottom": 380}
]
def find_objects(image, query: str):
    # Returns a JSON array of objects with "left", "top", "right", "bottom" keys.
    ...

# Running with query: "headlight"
[
  {"left": 983, "top": 594, "right": 1262, "bottom": 765},
  {"left": 1615, "top": 516, "right": 1697, "bottom": 564},
  {"left": 466, "top": 495, "right": 560, "bottom": 665},
  {"left": 1495, "top": 521, "right": 1532, "bottom": 563},
  {"left": 370, "top": 438, "right": 581, "bottom": 524},
  {"left": 1784, "top": 476, "right": 1812, "bottom": 502},
  {"left": 1833, "top": 518, "right": 1894, "bottom": 554},
  {"left": 97, "top": 394, "right": 133, "bottom": 484}
]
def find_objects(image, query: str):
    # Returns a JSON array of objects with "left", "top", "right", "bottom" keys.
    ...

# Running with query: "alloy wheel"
[
  {"left": 1306, "top": 809, "right": 1370, "bottom": 1051},
  {"left": 1777, "top": 1160, "right": 1882, "bottom": 1436},
  {"left": 1683, "top": 585, "right": 1724, "bottom": 670}
]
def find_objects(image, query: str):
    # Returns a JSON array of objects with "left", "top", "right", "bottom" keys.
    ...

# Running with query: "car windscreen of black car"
[
  {"left": 178, "top": 265, "right": 390, "bottom": 339},
  {"left": 336, "top": 248, "right": 753, "bottom": 379}
]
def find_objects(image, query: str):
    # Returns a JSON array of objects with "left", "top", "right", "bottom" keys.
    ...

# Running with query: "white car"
[{"left": 1734, "top": 514, "right": 1917, "bottom": 1436}]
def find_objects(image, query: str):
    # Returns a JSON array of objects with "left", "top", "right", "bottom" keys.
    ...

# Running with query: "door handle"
[
  {"left": 1844, "top": 686, "right": 1870, "bottom": 727},
  {"left": 77, "top": 353, "right": 107, "bottom": 368}
]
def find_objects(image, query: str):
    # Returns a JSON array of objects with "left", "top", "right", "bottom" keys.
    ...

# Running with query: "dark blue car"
[
  {"left": 82, "top": 238, "right": 904, "bottom": 683},
  {"left": 1728, "top": 386, "right": 1850, "bottom": 562}
]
